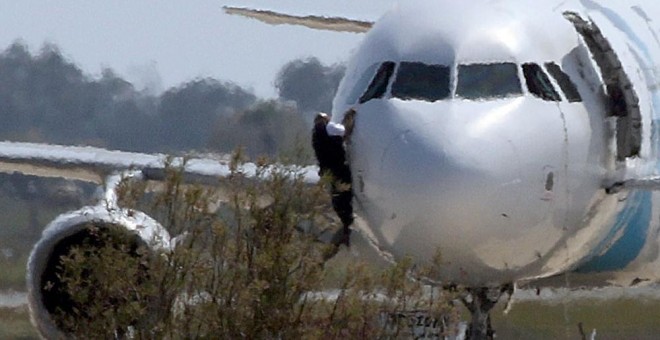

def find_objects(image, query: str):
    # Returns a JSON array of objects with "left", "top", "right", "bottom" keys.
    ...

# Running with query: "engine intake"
[{"left": 27, "top": 205, "right": 170, "bottom": 338}]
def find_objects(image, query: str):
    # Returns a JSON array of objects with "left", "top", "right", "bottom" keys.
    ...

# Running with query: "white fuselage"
[{"left": 331, "top": 0, "right": 660, "bottom": 286}]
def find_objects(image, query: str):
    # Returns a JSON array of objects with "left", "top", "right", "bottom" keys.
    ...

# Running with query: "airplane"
[{"left": 6, "top": 0, "right": 660, "bottom": 338}]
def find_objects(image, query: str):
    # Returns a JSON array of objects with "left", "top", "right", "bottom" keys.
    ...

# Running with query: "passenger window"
[
  {"left": 391, "top": 62, "right": 451, "bottom": 102},
  {"left": 522, "top": 63, "right": 561, "bottom": 101},
  {"left": 456, "top": 63, "right": 522, "bottom": 100},
  {"left": 545, "top": 62, "right": 583, "bottom": 102},
  {"left": 359, "top": 61, "right": 396, "bottom": 104}
]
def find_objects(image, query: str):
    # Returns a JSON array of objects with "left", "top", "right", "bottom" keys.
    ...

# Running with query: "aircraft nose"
[
  {"left": 350, "top": 98, "right": 569, "bottom": 281},
  {"left": 345, "top": 82, "right": 611, "bottom": 285},
  {"left": 377, "top": 125, "right": 524, "bottom": 239}
]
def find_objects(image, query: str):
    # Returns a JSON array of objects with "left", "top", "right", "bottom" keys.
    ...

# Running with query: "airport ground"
[{"left": 3, "top": 288, "right": 660, "bottom": 339}]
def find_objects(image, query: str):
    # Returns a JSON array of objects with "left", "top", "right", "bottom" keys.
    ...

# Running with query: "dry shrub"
[{"left": 52, "top": 153, "right": 460, "bottom": 338}]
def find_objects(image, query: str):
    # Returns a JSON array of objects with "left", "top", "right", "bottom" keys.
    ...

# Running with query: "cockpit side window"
[
  {"left": 358, "top": 61, "right": 396, "bottom": 104},
  {"left": 391, "top": 62, "right": 451, "bottom": 102},
  {"left": 346, "top": 63, "right": 381, "bottom": 105},
  {"left": 456, "top": 63, "right": 522, "bottom": 100},
  {"left": 522, "top": 63, "right": 561, "bottom": 101},
  {"left": 545, "top": 62, "right": 583, "bottom": 102}
]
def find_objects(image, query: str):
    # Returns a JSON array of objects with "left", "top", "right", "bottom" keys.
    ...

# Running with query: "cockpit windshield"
[
  {"left": 456, "top": 63, "right": 522, "bottom": 100},
  {"left": 391, "top": 62, "right": 451, "bottom": 102},
  {"left": 350, "top": 60, "right": 580, "bottom": 104}
]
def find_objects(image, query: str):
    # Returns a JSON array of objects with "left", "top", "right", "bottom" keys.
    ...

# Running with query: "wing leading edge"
[{"left": 0, "top": 141, "right": 320, "bottom": 185}]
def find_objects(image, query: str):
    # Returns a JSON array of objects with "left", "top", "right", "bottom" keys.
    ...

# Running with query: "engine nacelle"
[{"left": 26, "top": 205, "right": 171, "bottom": 338}]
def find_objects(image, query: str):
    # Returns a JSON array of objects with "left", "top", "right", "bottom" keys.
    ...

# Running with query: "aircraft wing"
[
  {"left": 222, "top": 6, "right": 373, "bottom": 33},
  {"left": 0, "top": 141, "right": 320, "bottom": 184}
]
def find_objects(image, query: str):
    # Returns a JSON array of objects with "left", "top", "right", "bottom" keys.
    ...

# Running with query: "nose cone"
[
  {"left": 380, "top": 127, "right": 522, "bottom": 235},
  {"left": 377, "top": 106, "right": 525, "bottom": 264},
  {"left": 351, "top": 99, "right": 566, "bottom": 284}
]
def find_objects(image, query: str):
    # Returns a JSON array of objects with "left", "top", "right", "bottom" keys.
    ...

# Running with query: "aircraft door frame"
[{"left": 564, "top": 11, "right": 642, "bottom": 162}]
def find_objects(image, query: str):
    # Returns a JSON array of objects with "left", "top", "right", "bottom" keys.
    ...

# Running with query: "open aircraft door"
[{"left": 564, "top": 12, "right": 642, "bottom": 161}]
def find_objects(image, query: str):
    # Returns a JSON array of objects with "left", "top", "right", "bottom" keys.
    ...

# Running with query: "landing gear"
[{"left": 460, "top": 284, "right": 514, "bottom": 340}]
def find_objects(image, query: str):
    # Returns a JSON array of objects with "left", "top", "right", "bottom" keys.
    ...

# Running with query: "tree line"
[
  {"left": 0, "top": 41, "right": 345, "bottom": 160},
  {"left": 0, "top": 41, "right": 346, "bottom": 276}
]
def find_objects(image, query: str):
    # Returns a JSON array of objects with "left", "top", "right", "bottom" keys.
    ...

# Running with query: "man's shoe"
[{"left": 331, "top": 227, "right": 351, "bottom": 247}]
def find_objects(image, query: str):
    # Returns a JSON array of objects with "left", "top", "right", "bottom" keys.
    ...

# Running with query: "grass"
[
  {"left": 0, "top": 191, "right": 32, "bottom": 291},
  {"left": 0, "top": 255, "right": 28, "bottom": 291},
  {"left": 5, "top": 293, "right": 660, "bottom": 339},
  {"left": 490, "top": 298, "right": 660, "bottom": 339},
  {"left": 0, "top": 307, "right": 38, "bottom": 339}
]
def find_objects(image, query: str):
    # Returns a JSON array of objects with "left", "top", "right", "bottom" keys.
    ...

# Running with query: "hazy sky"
[{"left": 0, "top": 1, "right": 397, "bottom": 98}]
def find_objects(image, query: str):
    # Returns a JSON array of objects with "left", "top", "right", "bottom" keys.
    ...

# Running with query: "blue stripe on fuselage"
[
  {"left": 575, "top": 190, "right": 652, "bottom": 273},
  {"left": 580, "top": 0, "right": 653, "bottom": 63}
]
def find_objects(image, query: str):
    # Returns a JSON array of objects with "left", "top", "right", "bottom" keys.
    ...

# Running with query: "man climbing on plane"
[{"left": 312, "top": 111, "right": 354, "bottom": 247}]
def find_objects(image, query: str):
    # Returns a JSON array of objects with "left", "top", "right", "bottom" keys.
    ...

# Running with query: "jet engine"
[{"left": 26, "top": 205, "right": 171, "bottom": 338}]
